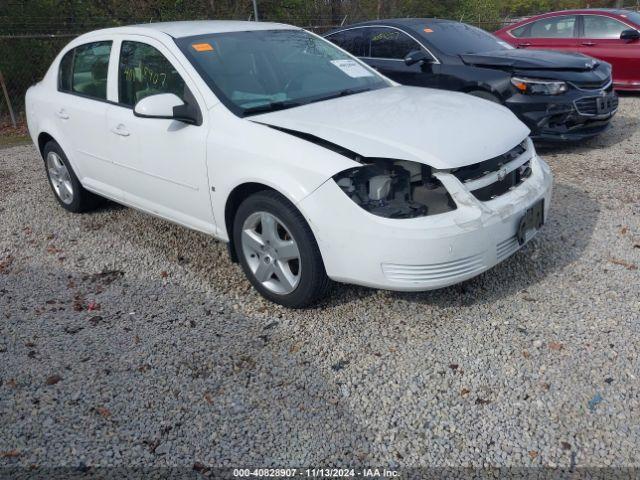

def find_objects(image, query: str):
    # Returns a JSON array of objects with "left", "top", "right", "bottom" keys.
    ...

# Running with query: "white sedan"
[{"left": 25, "top": 21, "right": 553, "bottom": 307}]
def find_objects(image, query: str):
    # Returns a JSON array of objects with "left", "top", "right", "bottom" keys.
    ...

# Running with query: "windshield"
[
  {"left": 422, "top": 22, "right": 513, "bottom": 55},
  {"left": 176, "top": 29, "right": 389, "bottom": 116},
  {"left": 622, "top": 11, "right": 640, "bottom": 26}
]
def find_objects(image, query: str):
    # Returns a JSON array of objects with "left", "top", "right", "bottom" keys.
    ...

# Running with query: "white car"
[{"left": 25, "top": 21, "right": 553, "bottom": 307}]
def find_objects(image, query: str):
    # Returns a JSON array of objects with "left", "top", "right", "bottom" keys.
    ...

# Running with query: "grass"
[{"left": 0, "top": 120, "right": 30, "bottom": 149}]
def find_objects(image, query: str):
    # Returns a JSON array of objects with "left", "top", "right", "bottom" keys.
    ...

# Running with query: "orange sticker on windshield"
[
  {"left": 423, "top": 28, "right": 434, "bottom": 33},
  {"left": 192, "top": 43, "right": 214, "bottom": 52}
]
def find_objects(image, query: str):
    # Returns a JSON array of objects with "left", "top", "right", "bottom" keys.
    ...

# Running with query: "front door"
[
  {"left": 578, "top": 14, "right": 640, "bottom": 88},
  {"left": 364, "top": 27, "right": 439, "bottom": 88},
  {"left": 106, "top": 37, "right": 214, "bottom": 233}
]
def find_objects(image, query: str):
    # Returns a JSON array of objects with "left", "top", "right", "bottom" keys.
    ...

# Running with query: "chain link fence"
[{"left": 1, "top": 4, "right": 638, "bottom": 131}]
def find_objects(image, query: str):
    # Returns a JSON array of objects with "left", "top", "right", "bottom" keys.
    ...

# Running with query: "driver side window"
[
  {"left": 369, "top": 27, "right": 423, "bottom": 60},
  {"left": 583, "top": 15, "right": 629, "bottom": 39},
  {"left": 118, "top": 41, "right": 187, "bottom": 107}
]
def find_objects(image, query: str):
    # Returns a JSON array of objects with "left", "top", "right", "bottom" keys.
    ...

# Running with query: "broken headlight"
[{"left": 333, "top": 159, "right": 456, "bottom": 219}]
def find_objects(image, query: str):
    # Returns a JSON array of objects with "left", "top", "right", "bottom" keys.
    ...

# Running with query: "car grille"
[
  {"left": 575, "top": 95, "right": 619, "bottom": 116},
  {"left": 572, "top": 78, "right": 612, "bottom": 90},
  {"left": 452, "top": 141, "right": 533, "bottom": 201}
]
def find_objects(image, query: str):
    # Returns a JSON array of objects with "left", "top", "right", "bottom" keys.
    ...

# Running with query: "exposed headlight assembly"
[
  {"left": 511, "top": 77, "right": 568, "bottom": 96},
  {"left": 333, "top": 159, "right": 456, "bottom": 219}
]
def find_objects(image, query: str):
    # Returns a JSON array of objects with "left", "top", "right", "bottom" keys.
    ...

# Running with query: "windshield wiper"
[
  {"left": 308, "top": 87, "right": 372, "bottom": 105},
  {"left": 242, "top": 100, "right": 302, "bottom": 115},
  {"left": 242, "top": 88, "right": 373, "bottom": 115}
]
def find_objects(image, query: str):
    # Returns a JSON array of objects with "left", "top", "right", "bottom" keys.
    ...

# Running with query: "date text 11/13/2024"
[{"left": 232, "top": 468, "right": 399, "bottom": 477}]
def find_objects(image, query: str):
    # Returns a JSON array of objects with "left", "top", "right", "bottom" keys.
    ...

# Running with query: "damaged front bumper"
[
  {"left": 298, "top": 151, "right": 553, "bottom": 291},
  {"left": 506, "top": 88, "right": 618, "bottom": 142}
]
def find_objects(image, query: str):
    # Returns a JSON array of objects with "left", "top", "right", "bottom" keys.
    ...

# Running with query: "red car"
[{"left": 495, "top": 9, "right": 640, "bottom": 91}]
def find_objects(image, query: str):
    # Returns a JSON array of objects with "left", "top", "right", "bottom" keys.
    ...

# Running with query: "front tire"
[
  {"left": 233, "top": 190, "right": 330, "bottom": 308},
  {"left": 43, "top": 141, "right": 101, "bottom": 213}
]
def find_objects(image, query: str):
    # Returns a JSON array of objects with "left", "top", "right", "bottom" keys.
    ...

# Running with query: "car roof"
[
  {"left": 337, "top": 18, "right": 458, "bottom": 29},
  {"left": 77, "top": 20, "right": 297, "bottom": 40},
  {"left": 535, "top": 8, "right": 636, "bottom": 15}
]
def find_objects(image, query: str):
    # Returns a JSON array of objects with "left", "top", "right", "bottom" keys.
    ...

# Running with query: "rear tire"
[
  {"left": 233, "top": 190, "right": 330, "bottom": 308},
  {"left": 468, "top": 90, "right": 502, "bottom": 104},
  {"left": 43, "top": 141, "right": 101, "bottom": 213}
]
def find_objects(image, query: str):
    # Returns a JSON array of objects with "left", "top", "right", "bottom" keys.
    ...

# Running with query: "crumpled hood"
[
  {"left": 461, "top": 48, "right": 599, "bottom": 71},
  {"left": 251, "top": 86, "right": 529, "bottom": 169}
]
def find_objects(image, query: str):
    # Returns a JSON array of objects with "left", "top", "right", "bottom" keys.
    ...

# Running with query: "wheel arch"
[
  {"left": 224, "top": 182, "right": 278, "bottom": 263},
  {"left": 37, "top": 132, "right": 56, "bottom": 158}
]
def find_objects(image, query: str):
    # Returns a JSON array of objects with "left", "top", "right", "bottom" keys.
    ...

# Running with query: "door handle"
[
  {"left": 111, "top": 124, "right": 130, "bottom": 137},
  {"left": 517, "top": 42, "right": 531, "bottom": 48},
  {"left": 56, "top": 109, "right": 69, "bottom": 120},
  {"left": 581, "top": 42, "right": 596, "bottom": 46}
]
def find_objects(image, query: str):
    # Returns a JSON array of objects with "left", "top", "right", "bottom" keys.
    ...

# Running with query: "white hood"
[{"left": 251, "top": 86, "right": 530, "bottom": 169}]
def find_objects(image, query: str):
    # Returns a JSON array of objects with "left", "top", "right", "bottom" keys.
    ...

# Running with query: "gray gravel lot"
[{"left": 1, "top": 97, "right": 639, "bottom": 472}]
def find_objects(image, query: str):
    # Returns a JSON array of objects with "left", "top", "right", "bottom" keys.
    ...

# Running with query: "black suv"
[{"left": 325, "top": 19, "right": 618, "bottom": 141}]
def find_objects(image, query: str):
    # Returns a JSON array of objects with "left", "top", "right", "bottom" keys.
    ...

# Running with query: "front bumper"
[
  {"left": 299, "top": 154, "right": 553, "bottom": 291},
  {"left": 505, "top": 89, "right": 618, "bottom": 142}
]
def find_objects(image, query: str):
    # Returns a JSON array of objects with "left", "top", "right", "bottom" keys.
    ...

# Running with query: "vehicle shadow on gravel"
[
  {"left": 0, "top": 262, "right": 376, "bottom": 467},
  {"left": 366, "top": 181, "right": 599, "bottom": 309}
]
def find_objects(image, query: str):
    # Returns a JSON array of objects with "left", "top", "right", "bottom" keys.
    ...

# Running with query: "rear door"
[
  {"left": 55, "top": 40, "right": 119, "bottom": 198},
  {"left": 324, "top": 27, "right": 369, "bottom": 59},
  {"left": 578, "top": 14, "right": 639, "bottom": 87},
  {"left": 511, "top": 14, "right": 580, "bottom": 53}
]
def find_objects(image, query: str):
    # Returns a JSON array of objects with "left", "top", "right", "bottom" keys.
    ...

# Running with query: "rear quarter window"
[
  {"left": 509, "top": 25, "right": 528, "bottom": 38},
  {"left": 58, "top": 50, "right": 74, "bottom": 91}
]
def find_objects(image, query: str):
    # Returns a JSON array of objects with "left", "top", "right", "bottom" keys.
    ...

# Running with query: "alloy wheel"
[
  {"left": 241, "top": 211, "right": 301, "bottom": 295},
  {"left": 46, "top": 151, "right": 74, "bottom": 205}
]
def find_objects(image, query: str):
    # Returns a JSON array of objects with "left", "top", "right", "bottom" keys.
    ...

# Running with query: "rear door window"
[
  {"left": 326, "top": 29, "right": 369, "bottom": 57},
  {"left": 528, "top": 15, "right": 577, "bottom": 38},
  {"left": 583, "top": 15, "right": 629, "bottom": 39},
  {"left": 369, "top": 27, "right": 422, "bottom": 59},
  {"left": 118, "top": 41, "right": 187, "bottom": 107},
  {"left": 70, "top": 41, "right": 112, "bottom": 100}
]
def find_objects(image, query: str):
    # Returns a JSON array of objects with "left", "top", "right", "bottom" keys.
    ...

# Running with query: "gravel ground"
[{"left": 1, "top": 96, "right": 639, "bottom": 473}]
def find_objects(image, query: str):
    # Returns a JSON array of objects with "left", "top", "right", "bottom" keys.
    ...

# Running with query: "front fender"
[{"left": 206, "top": 109, "right": 358, "bottom": 241}]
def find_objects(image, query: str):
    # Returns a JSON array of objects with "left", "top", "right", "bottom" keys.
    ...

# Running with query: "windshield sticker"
[
  {"left": 330, "top": 59, "right": 374, "bottom": 78},
  {"left": 192, "top": 43, "right": 214, "bottom": 52},
  {"left": 423, "top": 27, "right": 434, "bottom": 33}
]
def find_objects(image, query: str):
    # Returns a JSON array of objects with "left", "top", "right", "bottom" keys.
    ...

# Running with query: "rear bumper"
[
  {"left": 505, "top": 89, "right": 617, "bottom": 142},
  {"left": 298, "top": 154, "right": 553, "bottom": 291}
]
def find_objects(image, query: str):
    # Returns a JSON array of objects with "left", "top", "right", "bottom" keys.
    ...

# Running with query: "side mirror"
[
  {"left": 404, "top": 50, "right": 433, "bottom": 66},
  {"left": 134, "top": 93, "right": 199, "bottom": 124},
  {"left": 620, "top": 29, "right": 640, "bottom": 41}
]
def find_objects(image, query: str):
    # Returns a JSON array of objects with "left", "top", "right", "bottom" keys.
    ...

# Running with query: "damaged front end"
[
  {"left": 331, "top": 139, "right": 535, "bottom": 219},
  {"left": 333, "top": 159, "right": 456, "bottom": 219}
]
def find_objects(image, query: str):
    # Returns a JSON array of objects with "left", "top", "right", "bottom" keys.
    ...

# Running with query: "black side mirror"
[
  {"left": 404, "top": 50, "right": 433, "bottom": 66},
  {"left": 620, "top": 29, "right": 640, "bottom": 41}
]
